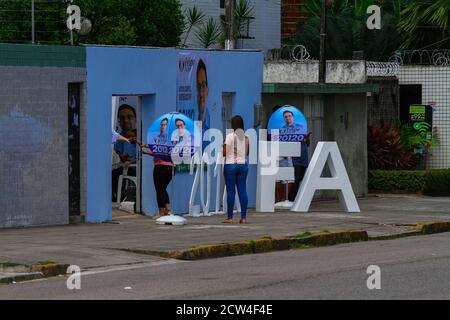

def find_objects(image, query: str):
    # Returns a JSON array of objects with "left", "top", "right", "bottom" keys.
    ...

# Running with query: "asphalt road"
[{"left": 0, "top": 233, "right": 449, "bottom": 300}]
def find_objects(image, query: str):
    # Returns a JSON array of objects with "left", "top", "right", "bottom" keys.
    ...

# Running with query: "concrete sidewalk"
[{"left": 1, "top": 194, "right": 449, "bottom": 274}]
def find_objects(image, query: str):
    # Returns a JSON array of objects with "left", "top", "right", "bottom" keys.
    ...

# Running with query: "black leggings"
[{"left": 153, "top": 165, "right": 173, "bottom": 209}]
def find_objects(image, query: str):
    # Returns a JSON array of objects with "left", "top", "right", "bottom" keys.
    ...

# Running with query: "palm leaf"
[
  {"left": 182, "top": 5, "right": 205, "bottom": 46},
  {"left": 234, "top": 0, "right": 255, "bottom": 38},
  {"left": 195, "top": 17, "right": 222, "bottom": 48},
  {"left": 399, "top": 0, "right": 450, "bottom": 49}
]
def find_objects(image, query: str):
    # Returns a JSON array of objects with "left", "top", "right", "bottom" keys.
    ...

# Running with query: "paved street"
[
  {"left": 1, "top": 233, "right": 449, "bottom": 300},
  {"left": 1, "top": 194, "right": 449, "bottom": 300},
  {"left": 1, "top": 194, "right": 449, "bottom": 270}
]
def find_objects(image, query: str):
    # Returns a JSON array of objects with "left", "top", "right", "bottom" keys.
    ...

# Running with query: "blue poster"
[
  {"left": 176, "top": 52, "right": 210, "bottom": 133},
  {"left": 268, "top": 105, "right": 308, "bottom": 142},
  {"left": 147, "top": 112, "right": 201, "bottom": 163}
]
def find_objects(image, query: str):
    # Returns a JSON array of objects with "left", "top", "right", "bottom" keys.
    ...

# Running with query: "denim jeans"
[{"left": 224, "top": 164, "right": 248, "bottom": 219}]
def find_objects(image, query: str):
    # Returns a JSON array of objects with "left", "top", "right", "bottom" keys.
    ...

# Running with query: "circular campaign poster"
[
  {"left": 268, "top": 105, "right": 307, "bottom": 142},
  {"left": 147, "top": 112, "right": 201, "bottom": 163}
]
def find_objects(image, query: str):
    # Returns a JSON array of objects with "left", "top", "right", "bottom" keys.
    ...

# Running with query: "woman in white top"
[{"left": 222, "top": 115, "right": 250, "bottom": 224}]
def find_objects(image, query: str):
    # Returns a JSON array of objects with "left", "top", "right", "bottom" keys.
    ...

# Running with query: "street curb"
[
  {"left": 0, "top": 261, "right": 69, "bottom": 285},
  {"left": 30, "top": 262, "right": 70, "bottom": 278},
  {"left": 6, "top": 221, "right": 449, "bottom": 275},
  {"left": 168, "top": 231, "right": 368, "bottom": 260},
  {"left": 0, "top": 272, "right": 44, "bottom": 284},
  {"left": 115, "top": 221, "right": 450, "bottom": 261},
  {"left": 418, "top": 221, "right": 450, "bottom": 235},
  {"left": 369, "top": 230, "right": 422, "bottom": 241},
  {"left": 171, "top": 237, "right": 291, "bottom": 260},
  {"left": 290, "top": 230, "right": 369, "bottom": 248},
  {"left": 0, "top": 263, "right": 30, "bottom": 273}
]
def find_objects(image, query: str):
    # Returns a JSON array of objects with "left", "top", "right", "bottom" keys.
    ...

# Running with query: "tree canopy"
[
  {"left": 0, "top": 0, "right": 185, "bottom": 47},
  {"left": 399, "top": 0, "right": 450, "bottom": 50},
  {"left": 288, "top": 0, "right": 450, "bottom": 61}
]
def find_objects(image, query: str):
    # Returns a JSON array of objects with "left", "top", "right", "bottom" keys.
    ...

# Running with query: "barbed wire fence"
[
  {"left": 390, "top": 49, "right": 450, "bottom": 66},
  {"left": 266, "top": 44, "right": 311, "bottom": 62}
]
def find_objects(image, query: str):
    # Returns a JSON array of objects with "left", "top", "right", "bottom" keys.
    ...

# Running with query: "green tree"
[
  {"left": 0, "top": 0, "right": 185, "bottom": 47},
  {"left": 399, "top": 0, "right": 450, "bottom": 49},
  {"left": 289, "top": 0, "right": 404, "bottom": 61},
  {"left": 0, "top": 0, "right": 67, "bottom": 44}
]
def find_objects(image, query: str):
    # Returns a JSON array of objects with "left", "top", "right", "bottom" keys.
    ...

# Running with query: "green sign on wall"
[{"left": 408, "top": 104, "right": 433, "bottom": 140}]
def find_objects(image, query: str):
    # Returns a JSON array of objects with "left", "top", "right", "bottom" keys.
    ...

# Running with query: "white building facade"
[{"left": 180, "top": 0, "right": 280, "bottom": 51}]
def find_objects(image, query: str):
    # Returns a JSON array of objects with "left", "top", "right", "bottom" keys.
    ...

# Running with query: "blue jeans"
[{"left": 224, "top": 164, "right": 248, "bottom": 219}]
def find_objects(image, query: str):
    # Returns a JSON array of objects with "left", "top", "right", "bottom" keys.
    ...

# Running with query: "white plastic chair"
[{"left": 116, "top": 164, "right": 137, "bottom": 204}]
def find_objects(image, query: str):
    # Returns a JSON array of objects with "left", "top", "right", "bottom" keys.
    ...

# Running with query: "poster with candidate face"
[
  {"left": 268, "top": 105, "right": 308, "bottom": 142},
  {"left": 147, "top": 112, "right": 201, "bottom": 163},
  {"left": 176, "top": 52, "right": 210, "bottom": 133}
]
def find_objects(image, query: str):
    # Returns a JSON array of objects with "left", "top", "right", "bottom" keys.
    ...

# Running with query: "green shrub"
[
  {"left": 423, "top": 169, "right": 450, "bottom": 196},
  {"left": 369, "top": 170, "right": 428, "bottom": 193},
  {"left": 369, "top": 169, "right": 450, "bottom": 196}
]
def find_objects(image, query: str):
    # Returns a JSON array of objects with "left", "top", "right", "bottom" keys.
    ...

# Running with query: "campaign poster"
[
  {"left": 176, "top": 52, "right": 210, "bottom": 133},
  {"left": 268, "top": 105, "right": 308, "bottom": 142},
  {"left": 146, "top": 112, "right": 200, "bottom": 163}
]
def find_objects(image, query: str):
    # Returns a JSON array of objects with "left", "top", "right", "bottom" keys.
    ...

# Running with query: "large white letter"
[
  {"left": 291, "top": 142, "right": 360, "bottom": 213},
  {"left": 256, "top": 141, "right": 300, "bottom": 212},
  {"left": 203, "top": 128, "right": 223, "bottom": 165}
]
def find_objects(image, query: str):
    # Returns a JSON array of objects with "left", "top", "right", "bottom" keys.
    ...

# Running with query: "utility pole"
[
  {"left": 318, "top": 0, "right": 327, "bottom": 141},
  {"left": 31, "top": 0, "right": 35, "bottom": 44},
  {"left": 224, "top": 0, "right": 235, "bottom": 50},
  {"left": 319, "top": 0, "right": 327, "bottom": 83}
]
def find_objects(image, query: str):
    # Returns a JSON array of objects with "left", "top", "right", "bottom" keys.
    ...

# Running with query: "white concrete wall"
[
  {"left": 237, "top": 0, "right": 281, "bottom": 51},
  {"left": 264, "top": 61, "right": 367, "bottom": 84}
]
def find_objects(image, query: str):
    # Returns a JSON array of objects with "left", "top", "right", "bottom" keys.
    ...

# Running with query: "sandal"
[{"left": 222, "top": 219, "right": 233, "bottom": 224}]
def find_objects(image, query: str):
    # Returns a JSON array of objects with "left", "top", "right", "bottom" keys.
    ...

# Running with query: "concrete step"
[{"left": 0, "top": 272, "right": 43, "bottom": 284}]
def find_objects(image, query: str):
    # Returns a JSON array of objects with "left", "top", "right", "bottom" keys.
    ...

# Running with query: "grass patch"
[{"left": 296, "top": 231, "right": 313, "bottom": 238}]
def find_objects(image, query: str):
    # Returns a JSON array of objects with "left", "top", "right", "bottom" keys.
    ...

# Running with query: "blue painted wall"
[{"left": 86, "top": 46, "right": 263, "bottom": 222}]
